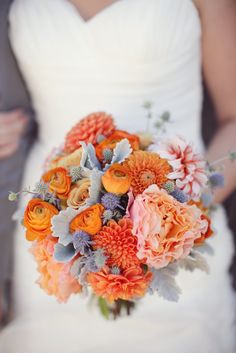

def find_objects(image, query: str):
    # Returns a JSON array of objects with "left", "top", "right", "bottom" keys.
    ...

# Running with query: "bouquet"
[{"left": 10, "top": 109, "right": 234, "bottom": 319}]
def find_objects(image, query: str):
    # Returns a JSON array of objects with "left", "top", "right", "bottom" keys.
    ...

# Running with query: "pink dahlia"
[
  {"left": 129, "top": 185, "right": 205, "bottom": 270},
  {"left": 149, "top": 136, "right": 208, "bottom": 200}
]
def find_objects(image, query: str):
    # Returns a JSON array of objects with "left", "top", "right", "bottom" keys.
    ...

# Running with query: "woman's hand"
[
  {"left": 194, "top": 0, "right": 236, "bottom": 203},
  {"left": 0, "top": 109, "right": 28, "bottom": 160}
]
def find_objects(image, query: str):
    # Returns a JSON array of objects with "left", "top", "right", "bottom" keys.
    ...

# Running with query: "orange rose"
[
  {"left": 70, "top": 204, "right": 104, "bottom": 235},
  {"left": 42, "top": 167, "right": 71, "bottom": 200},
  {"left": 96, "top": 130, "right": 140, "bottom": 161},
  {"left": 102, "top": 163, "right": 131, "bottom": 194},
  {"left": 24, "top": 199, "right": 59, "bottom": 241}
]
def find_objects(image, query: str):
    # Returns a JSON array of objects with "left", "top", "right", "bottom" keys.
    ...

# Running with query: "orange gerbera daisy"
[
  {"left": 124, "top": 151, "right": 171, "bottom": 196},
  {"left": 93, "top": 218, "right": 140, "bottom": 270},
  {"left": 64, "top": 112, "right": 116, "bottom": 153},
  {"left": 87, "top": 266, "right": 152, "bottom": 303}
]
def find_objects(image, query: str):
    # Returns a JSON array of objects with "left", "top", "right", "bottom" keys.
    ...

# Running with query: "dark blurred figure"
[
  {"left": 0, "top": 0, "right": 37, "bottom": 325},
  {"left": 202, "top": 84, "right": 236, "bottom": 290}
]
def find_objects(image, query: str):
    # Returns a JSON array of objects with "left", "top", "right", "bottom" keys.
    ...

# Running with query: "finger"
[
  {"left": 0, "top": 142, "right": 19, "bottom": 159},
  {"left": 0, "top": 134, "right": 21, "bottom": 146},
  {"left": 0, "top": 118, "right": 27, "bottom": 137},
  {"left": 0, "top": 110, "right": 27, "bottom": 125}
]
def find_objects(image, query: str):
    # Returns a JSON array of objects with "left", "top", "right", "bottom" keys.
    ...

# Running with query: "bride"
[{"left": 1, "top": 0, "right": 236, "bottom": 352}]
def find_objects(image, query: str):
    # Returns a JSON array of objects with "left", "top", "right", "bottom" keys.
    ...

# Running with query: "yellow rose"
[{"left": 51, "top": 148, "right": 82, "bottom": 170}]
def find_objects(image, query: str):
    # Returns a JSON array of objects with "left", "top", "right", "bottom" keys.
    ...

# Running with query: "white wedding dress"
[{"left": 0, "top": 0, "right": 235, "bottom": 352}]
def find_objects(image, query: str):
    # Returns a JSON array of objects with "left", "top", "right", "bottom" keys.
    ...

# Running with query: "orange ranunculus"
[
  {"left": 87, "top": 266, "right": 152, "bottom": 303},
  {"left": 102, "top": 163, "right": 131, "bottom": 194},
  {"left": 70, "top": 204, "right": 104, "bottom": 235},
  {"left": 24, "top": 199, "right": 59, "bottom": 241},
  {"left": 194, "top": 214, "right": 214, "bottom": 246},
  {"left": 42, "top": 167, "right": 71, "bottom": 200},
  {"left": 95, "top": 130, "right": 140, "bottom": 161}
]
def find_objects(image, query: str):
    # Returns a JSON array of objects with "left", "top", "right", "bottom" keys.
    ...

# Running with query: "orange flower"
[
  {"left": 102, "top": 163, "right": 131, "bottom": 194},
  {"left": 24, "top": 199, "right": 59, "bottom": 241},
  {"left": 70, "top": 204, "right": 104, "bottom": 235},
  {"left": 124, "top": 151, "right": 171, "bottom": 196},
  {"left": 64, "top": 112, "right": 116, "bottom": 153},
  {"left": 96, "top": 130, "right": 140, "bottom": 161},
  {"left": 42, "top": 167, "right": 71, "bottom": 200},
  {"left": 194, "top": 214, "right": 214, "bottom": 246},
  {"left": 87, "top": 266, "right": 152, "bottom": 303},
  {"left": 31, "top": 236, "right": 81, "bottom": 302},
  {"left": 93, "top": 218, "right": 141, "bottom": 270}
]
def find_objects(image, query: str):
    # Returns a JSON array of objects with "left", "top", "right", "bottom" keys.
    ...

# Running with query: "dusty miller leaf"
[
  {"left": 149, "top": 263, "right": 182, "bottom": 302},
  {"left": 179, "top": 250, "right": 209, "bottom": 274},
  {"left": 195, "top": 243, "right": 214, "bottom": 256},
  {"left": 103, "top": 139, "right": 132, "bottom": 171},
  {"left": 80, "top": 142, "right": 101, "bottom": 171},
  {"left": 85, "top": 169, "right": 103, "bottom": 206}
]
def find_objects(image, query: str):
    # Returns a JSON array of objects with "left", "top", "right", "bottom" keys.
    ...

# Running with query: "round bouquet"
[{"left": 11, "top": 111, "right": 226, "bottom": 319}]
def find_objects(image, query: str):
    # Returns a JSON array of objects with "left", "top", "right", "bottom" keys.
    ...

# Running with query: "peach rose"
[
  {"left": 24, "top": 199, "right": 59, "bottom": 241},
  {"left": 51, "top": 148, "right": 83, "bottom": 170},
  {"left": 42, "top": 167, "right": 71, "bottom": 200},
  {"left": 129, "top": 184, "right": 203, "bottom": 269},
  {"left": 70, "top": 204, "right": 104, "bottom": 235},
  {"left": 67, "top": 178, "right": 90, "bottom": 209},
  {"left": 96, "top": 130, "right": 140, "bottom": 161},
  {"left": 102, "top": 163, "right": 131, "bottom": 194},
  {"left": 31, "top": 236, "right": 81, "bottom": 302}
]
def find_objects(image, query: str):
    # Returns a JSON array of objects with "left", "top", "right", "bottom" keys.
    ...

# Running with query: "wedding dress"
[{"left": 0, "top": 0, "right": 235, "bottom": 352}]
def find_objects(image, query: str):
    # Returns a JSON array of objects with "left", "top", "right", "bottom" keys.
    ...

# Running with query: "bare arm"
[{"left": 194, "top": 0, "right": 236, "bottom": 203}]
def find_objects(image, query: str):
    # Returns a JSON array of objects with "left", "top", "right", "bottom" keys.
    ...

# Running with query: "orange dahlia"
[
  {"left": 64, "top": 112, "right": 116, "bottom": 153},
  {"left": 87, "top": 266, "right": 152, "bottom": 303},
  {"left": 124, "top": 151, "right": 171, "bottom": 196},
  {"left": 93, "top": 218, "right": 140, "bottom": 270}
]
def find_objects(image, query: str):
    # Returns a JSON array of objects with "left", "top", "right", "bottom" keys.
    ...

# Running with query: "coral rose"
[
  {"left": 87, "top": 266, "right": 152, "bottom": 303},
  {"left": 42, "top": 167, "right": 71, "bottom": 200},
  {"left": 70, "top": 204, "right": 104, "bottom": 235},
  {"left": 93, "top": 218, "right": 141, "bottom": 270},
  {"left": 96, "top": 130, "right": 140, "bottom": 161},
  {"left": 31, "top": 236, "right": 81, "bottom": 302},
  {"left": 24, "top": 199, "right": 59, "bottom": 241},
  {"left": 51, "top": 148, "right": 83, "bottom": 170},
  {"left": 129, "top": 185, "right": 204, "bottom": 269},
  {"left": 64, "top": 112, "right": 116, "bottom": 153},
  {"left": 67, "top": 178, "right": 90, "bottom": 209},
  {"left": 102, "top": 163, "right": 131, "bottom": 194},
  {"left": 124, "top": 151, "right": 171, "bottom": 196}
]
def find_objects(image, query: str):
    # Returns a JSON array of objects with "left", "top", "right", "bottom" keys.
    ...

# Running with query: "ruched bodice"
[
  {"left": 0, "top": 1, "right": 235, "bottom": 353},
  {"left": 9, "top": 0, "right": 202, "bottom": 150}
]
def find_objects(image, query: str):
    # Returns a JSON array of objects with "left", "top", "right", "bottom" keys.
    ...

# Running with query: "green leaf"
[{"left": 98, "top": 297, "right": 110, "bottom": 320}]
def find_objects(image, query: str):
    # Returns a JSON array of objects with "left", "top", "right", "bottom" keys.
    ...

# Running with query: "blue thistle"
[
  {"left": 171, "top": 188, "right": 189, "bottom": 203},
  {"left": 70, "top": 166, "right": 85, "bottom": 182},
  {"left": 209, "top": 172, "right": 224, "bottom": 188},
  {"left": 101, "top": 193, "right": 120, "bottom": 211},
  {"left": 103, "top": 149, "right": 113, "bottom": 163},
  {"left": 72, "top": 231, "right": 93, "bottom": 255},
  {"left": 163, "top": 181, "right": 175, "bottom": 194},
  {"left": 34, "top": 181, "right": 48, "bottom": 195},
  {"left": 102, "top": 210, "right": 113, "bottom": 224},
  {"left": 111, "top": 266, "right": 121, "bottom": 275},
  {"left": 97, "top": 134, "right": 106, "bottom": 144},
  {"left": 94, "top": 249, "right": 107, "bottom": 270}
]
